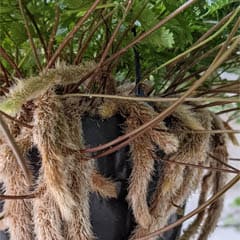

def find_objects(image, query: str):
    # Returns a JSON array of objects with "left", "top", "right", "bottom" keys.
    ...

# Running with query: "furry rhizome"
[
  {"left": 0, "top": 64, "right": 228, "bottom": 240},
  {"left": 0, "top": 63, "right": 117, "bottom": 240},
  {"left": 99, "top": 99, "right": 228, "bottom": 240}
]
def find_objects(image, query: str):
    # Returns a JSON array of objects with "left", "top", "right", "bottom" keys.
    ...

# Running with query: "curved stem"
[
  {"left": 0, "top": 46, "right": 23, "bottom": 78},
  {"left": 24, "top": 5, "right": 48, "bottom": 59},
  {"left": 99, "top": 0, "right": 133, "bottom": 65},
  {"left": 46, "top": 0, "right": 101, "bottom": 69},
  {"left": 18, "top": 0, "right": 42, "bottom": 71},
  {"left": 136, "top": 174, "right": 240, "bottom": 240},
  {"left": 0, "top": 115, "right": 31, "bottom": 185},
  {"left": 47, "top": 5, "right": 60, "bottom": 60},
  {"left": 208, "top": 153, "right": 239, "bottom": 173},
  {"left": 145, "top": 7, "right": 240, "bottom": 78},
  {"left": 76, "top": 0, "right": 198, "bottom": 86},
  {"left": 0, "top": 110, "right": 33, "bottom": 129},
  {"left": 80, "top": 37, "right": 240, "bottom": 154}
]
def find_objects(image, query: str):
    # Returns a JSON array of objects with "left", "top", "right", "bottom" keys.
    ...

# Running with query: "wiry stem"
[
  {"left": 47, "top": 5, "right": 60, "bottom": 60},
  {"left": 145, "top": 7, "right": 239, "bottom": 78},
  {"left": 208, "top": 153, "right": 239, "bottom": 173},
  {"left": 0, "top": 61, "right": 10, "bottom": 86},
  {"left": 217, "top": 107, "right": 240, "bottom": 115},
  {"left": 104, "top": 0, "right": 199, "bottom": 66},
  {"left": 212, "top": 16, "right": 240, "bottom": 65},
  {"left": 230, "top": 158, "right": 240, "bottom": 161},
  {"left": 46, "top": 0, "right": 101, "bottom": 69},
  {"left": 24, "top": 5, "right": 48, "bottom": 59},
  {"left": 0, "top": 114, "right": 31, "bottom": 184},
  {"left": 0, "top": 46, "right": 23, "bottom": 78},
  {"left": 0, "top": 110, "right": 33, "bottom": 129},
  {"left": 114, "top": 0, "right": 148, "bottom": 52},
  {"left": 160, "top": 158, "right": 239, "bottom": 174},
  {"left": 75, "top": 0, "right": 198, "bottom": 87},
  {"left": 195, "top": 11, "right": 234, "bottom": 45},
  {"left": 18, "top": 0, "right": 42, "bottom": 71},
  {"left": 61, "top": 93, "right": 240, "bottom": 103},
  {"left": 99, "top": 0, "right": 133, "bottom": 65},
  {"left": 136, "top": 174, "right": 240, "bottom": 240},
  {"left": 165, "top": 9, "right": 235, "bottom": 79},
  {"left": 0, "top": 192, "right": 38, "bottom": 200},
  {"left": 80, "top": 37, "right": 240, "bottom": 155},
  {"left": 73, "top": 9, "right": 115, "bottom": 64}
]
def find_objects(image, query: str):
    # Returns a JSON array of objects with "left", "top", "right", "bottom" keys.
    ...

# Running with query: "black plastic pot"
[{"left": 0, "top": 115, "right": 182, "bottom": 240}]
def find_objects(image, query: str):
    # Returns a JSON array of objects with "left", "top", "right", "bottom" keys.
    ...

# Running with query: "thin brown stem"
[
  {"left": 160, "top": 158, "right": 239, "bottom": 174},
  {"left": 0, "top": 61, "right": 10, "bottom": 86},
  {"left": 229, "top": 158, "right": 240, "bottom": 161},
  {"left": 212, "top": 16, "right": 240, "bottom": 65},
  {"left": 193, "top": 101, "right": 239, "bottom": 109},
  {"left": 208, "top": 153, "right": 239, "bottom": 173},
  {"left": 99, "top": 0, "right": 133, "bottom": 65},
  {"left": 76, "top": 0, "right": 198, "bottom": 87},
  {"left": 84, "top": 128, "right": 240, "bottom": 158},
  {"left": 81, "top": 37, "right": 240, "bottom": 155},
  {"left": 18, "top": 0, "right": 42, "bottom": 71},
  {"left": 61, "top": 94, "right": 240, "bottom": 103},
  {"left": 0, "top": 192, "right": 38, "bottom": 200},
  {"left": 74, "top": 10, "right": 115, "bottom": 64},
  {"left": 47, "top": 5, "right": 60, "bottom": 60},
  {"left": 195, "top": 11, "right": 234, "bottom": 45},
  {"left": 24, "top": 5, "right": 48, "bottom": 59},
  {"left": 0, "top": 115, "right": 31, "bottom": 185},
  {"left": 114, "top": 0, "right": 148, "bottom": 52},
  {"left": 103, "top": 0, "right": 198, "bottom": 67},
  {"left": 166, "top": 17, "right": 239, "bottom": 94},
  {"left": 0, "top": 110, "right": 33, "bottom": 129},
  {"left": 0, "top": 46, "right": 23, "bottom": 78},
  {"left": 166, "top": 10, "right": 233, "bottom": 76},
  {"left": 136, "top": 174, "right": 240, "bottom": 240},
  {"left": 46, "top": 0, "right": 101, "bottom": 69},
  {"left": 216, "top": 107, "right": 240, "bottom": 115}
]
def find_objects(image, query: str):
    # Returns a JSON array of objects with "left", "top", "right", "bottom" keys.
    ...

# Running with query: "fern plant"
[{"left": 0, "top": 0, "right": 239, "bottom": 240}]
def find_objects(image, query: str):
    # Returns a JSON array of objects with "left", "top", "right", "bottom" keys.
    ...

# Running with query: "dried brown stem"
[
  {"left": 0, "top": 110, "right": 33, "bottom": 129},
  {"left": 99, "top": 0, "right": 133, "bottom": 65},
  {"left": 18, "top": 0, "right": 42, "bottom": 71},
  {"left": 114, "top": 0, "right": 148, "bottom": 52},
  {"left": 0, "top": 114, "right": 31, "bottom": 184},
  {"left": 73, "top": 9, "right": 115, "bottom": 64},
  {"left": 136, "top": 174, "right": 240, "bottom": 240},
  {"left": 46, "top": 0, "right": 101, "bottom": 69},
  {"left": 47, "top": 5, "right": 60, "bottom": 60},
  {"left": 81, "top": 38, "right": 239, "bottom": 155},
  {"left": 0, "top": 61, "right": 10, "bottom": 86},
  {"left": 103, "top": 0, "right": 198, "bottom": 67},
  {"left": 0, "top": 46, "right": 22, "bottom": 78},
  {"left": 86, "top": 127, "right": 240, "bottom": 160},
  {"left": 0, "top": 192, "right": 38, "bottom": 200},
  {"left": 160, "top": 158, "right": 238, "bottom": 174},
  {"left": 195, "top": 11, "right": 234, "bottom": 45},
  {"left": 62, "top": 93, "right": 240, "bottom": 103},
  {"left": 75, "top": 0, "right": 198, "bottom": 87},
  {"left": 208, "top": 153, "right": 239, "bottom": 173},
  {"left": 24, "top": 5, "right": 48, "bottom": 59},
  {"left": 193, "top": 100, "right": 239, "bottom": 109},
  {"left": 84, "top": 129, "right": 240, "bottom": 157},
  {"left": 230, "top": 158, "right": 240, "bottom": 161},
  {"left": 212, "top": 16, "right": 240, "bottom": 65}
]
